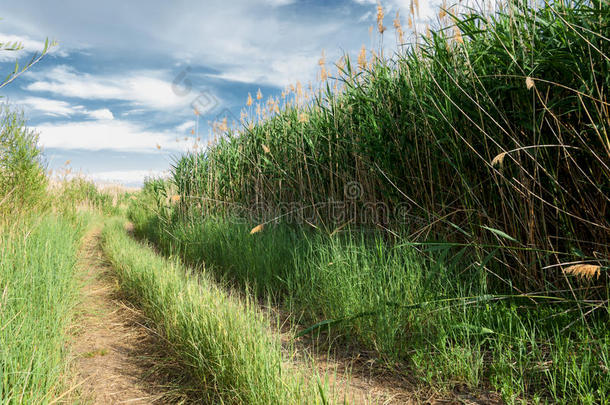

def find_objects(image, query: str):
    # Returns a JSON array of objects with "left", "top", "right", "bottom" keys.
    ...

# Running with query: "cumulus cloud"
[{"left": 87, "top": 108, "right": 114, "bottom": 120}]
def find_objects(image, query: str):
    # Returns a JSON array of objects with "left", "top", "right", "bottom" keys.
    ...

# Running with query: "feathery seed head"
[
  {"left": 394, "top": 11, "right": 405, "bottom": 44},
  {"left": 563, "top": 264, "right": 602, "bottom": 280},
  {"left": 492, "top": 152, "right": 507, "bottom": 168},
  {"left": 454, "top": 25, "right": 463, "bottom": 44},
  {"left": 376, "top": 2, "right": 386, "bottom": 34},
  {"left": 358, "top": 45, "right": 367, "bottom": 70},
  {"left": 250, "top": 224, "right": 265, "bottom": 234}
]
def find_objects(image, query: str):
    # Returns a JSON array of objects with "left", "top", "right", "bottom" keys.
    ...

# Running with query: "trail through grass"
[
  {"left": 101, "top": 219, "right": 327, "bottom": 404},
  {"left": 70, "top": 225, "right": 189, "bottom": 403}
]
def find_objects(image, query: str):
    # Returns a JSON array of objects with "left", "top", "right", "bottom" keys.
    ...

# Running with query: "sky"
[{"left": 0, "top": 0, "right": 442, "bottom": 187}]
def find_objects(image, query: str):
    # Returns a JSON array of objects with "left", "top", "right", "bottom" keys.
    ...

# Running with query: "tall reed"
[{"left": 172, "top": 0, "right": 609, "bottom": 292}]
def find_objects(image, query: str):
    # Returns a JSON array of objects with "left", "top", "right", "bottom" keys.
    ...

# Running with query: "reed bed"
[
  {"left": 172, "top": 0, "right": 608, "bottom": 292},
  {"left": 132, "top": 0, "right": 610, "bottom": 402}
]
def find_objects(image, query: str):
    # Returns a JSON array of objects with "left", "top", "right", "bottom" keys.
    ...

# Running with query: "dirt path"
[
  {"left": 69, "top": 228, "right": 188, "bottom": 404},
  {"left": 68, "top": 225, "right": 498, "bottom": 404}
]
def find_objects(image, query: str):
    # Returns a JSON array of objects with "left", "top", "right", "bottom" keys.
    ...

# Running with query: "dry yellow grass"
[
  {"left": 249, "top": 224, "right": 265, "bottom": 234},
  {"left": 563, "top": 264, "right": 602, "bottom": 280},
  {"left": 491, "top": 152, "right": 507, "bottom": 168}
]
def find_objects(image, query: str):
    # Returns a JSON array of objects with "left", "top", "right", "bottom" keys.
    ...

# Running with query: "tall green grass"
[
  {"left": 101, "top": 219, "right": 325, "bottom": 404},
  {"left": 172, "top": 0, "right": 608, "bottom": 291},
  {"left": 0, "top": 94, "right": 120, "bottom": 404},
  {"left": 129, "top": 198, "right": 610, "bottom": 403},
  {"left": 0, "top": 216, "right": 85, "bottom": 404},
  {"left": 132, "top": 0, "right": 609, "bottom": 402}
]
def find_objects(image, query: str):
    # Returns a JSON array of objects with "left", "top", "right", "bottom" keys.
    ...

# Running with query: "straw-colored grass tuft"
[
  {"left": 250, "top": 224, "right": 265, "bottom": 234},
  {"left": 563, "top": 264, "right": 602, "bottom": 280},
  {"left": 491, "top": 152, "right": 507, "bottom": 168}
]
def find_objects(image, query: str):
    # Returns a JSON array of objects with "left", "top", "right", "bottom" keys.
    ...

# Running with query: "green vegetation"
[
  {"left": 1, "top": 0, "right": 609, "bottom": 403},
  {"left": 0, "top": 61, "right": 124, "bottom": 402},
  {"left": 0, "top": 106, "right": 48, "bottom": 217},
  {"left": 0, "top": 216, "right": 85, "bottom": 403},
  {"left": 131, "top": 1, "right": 610, "bottom": 403},
  {"left": 101, "top": 219, "right": 324, "bottom": 404},
  {"left": 130, "top": 188, "right": 610, "bottom": 403},
  {"left": 0, "top": 104, "right": 90, "bottom": 402},
  {"left": 173, "top": 0, "right": 609, "bottom": 290},
  {"left": 0, "top": 31, "right": 328, "bottom": 405}
]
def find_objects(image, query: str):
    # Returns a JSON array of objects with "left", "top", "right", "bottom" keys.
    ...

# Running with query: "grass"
[
  {"left": 0, "top": 215, "right": 86, "bottom": 404},
  {"left": 2, "top": 0, "right": 609, "bottom": 403},
  {"left": 0, "top": 102, "right": 137, "bottom": 403},
  {"left": 172, "top": 0, "right": 609, "bottom": 292},
  {"left": 129, "top": 202, "right": 610, "bottom": 403},
  {"left": 133, "top": 1, "right": 609, "bottom": 402},
  {"left": 101, "top": 218, "right": 326, "bottom": 404}
]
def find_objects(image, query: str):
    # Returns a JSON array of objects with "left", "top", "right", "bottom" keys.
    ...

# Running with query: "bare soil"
[
  {"left": 68, "top": 228, "right": 194, "bottom": 404},
  {"left": 270, "top": 307, "right": 503, "bottom": 404}
]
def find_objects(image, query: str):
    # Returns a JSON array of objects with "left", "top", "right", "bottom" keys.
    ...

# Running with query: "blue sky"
[{"left": 0, "top": 0, "right": 441, "bottom": 186}]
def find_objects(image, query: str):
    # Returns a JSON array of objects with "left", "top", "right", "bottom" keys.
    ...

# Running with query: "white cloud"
[
  {"left": 161, "top": 0, "right": 442, "bottom": 88},
  {"left": 34, "top": 119, "right": 187, "bottom": 152},
  {"left": 176, "top": 120, "right": 196, "bottom": 132},
  {"left": 19, "top": 97, "right": 77, "bottom": 116},
  {"left": 18, "top": 96, "right": 114, "bottom": 120},
  {"left": 87, "top": 108, "right": 114, "bottom": 120},
  {"left": 87, "top": 169, "right": 169, "bottom": 185},
  {"left": 26, "top": 65, "right": 203, "bottom": 111},
  {"left": 0, "top": 32, "right": 67, "bottom": 61}
]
